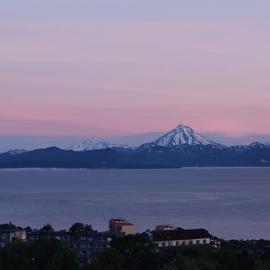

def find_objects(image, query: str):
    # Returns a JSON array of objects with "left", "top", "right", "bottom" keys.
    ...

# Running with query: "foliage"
[
  {"left": 0, "top": 239, "right": 79, "bottom": 270},
  {"left": 40, "top": 224, "right": 54, "bottom": 234},
  {"left": 1, "top": 236, "right": 270, "bottom": 270},
  {"left": 69, "top": 223, "right": 94, "bottom": 234},
  {"left": 0, "top": 223, "right": 17, "bottom": 230},
  {"left": 84, "top": 236, "right": 270, "bottom": 270}
]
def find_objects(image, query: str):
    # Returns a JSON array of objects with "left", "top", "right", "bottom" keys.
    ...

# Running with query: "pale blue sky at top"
[{"left": 1, "top": 0, "right": 270, "bottom": 22}]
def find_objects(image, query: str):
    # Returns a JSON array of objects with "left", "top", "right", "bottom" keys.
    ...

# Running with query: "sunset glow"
[{"left": 1, "top": 1, "right": 270, "bottom": 137}]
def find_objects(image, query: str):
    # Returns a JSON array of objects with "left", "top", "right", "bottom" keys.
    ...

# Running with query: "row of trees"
[
  {"left": 86, "top": 236, "right": 270, "bottom": 270},
  {"left": 21, "top": 223, "right": 95, "bottom": 234},
  {"left": 0, "top": 239, "right": 79, "bottom": 270},
  {"left": 1, "top": 235, "right": 270, "bottom": 270}
]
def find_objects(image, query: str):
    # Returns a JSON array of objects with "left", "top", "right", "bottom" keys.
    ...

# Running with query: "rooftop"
[{"left": 153, "top": 228, "right": 211, "bottom": 241}]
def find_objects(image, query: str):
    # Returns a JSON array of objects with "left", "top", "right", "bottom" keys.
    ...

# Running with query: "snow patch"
[
  {"left": 154, "top": 124, "right": 221, "bottom": 147},
  {"left": 70, "top": 139, "right": 130, "bottom": 152}
]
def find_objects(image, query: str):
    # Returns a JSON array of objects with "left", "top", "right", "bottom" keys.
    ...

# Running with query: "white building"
[
  {"left": 153, "top": 228, "right": 212, "bottom": 248},
  {"left": 0, "top": 224, "right": 26, "bottom": 248}
]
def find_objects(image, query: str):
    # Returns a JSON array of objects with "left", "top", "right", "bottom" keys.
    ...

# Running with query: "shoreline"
[{"left": 0, "top": 166, "right": 270, "bottom": 171}]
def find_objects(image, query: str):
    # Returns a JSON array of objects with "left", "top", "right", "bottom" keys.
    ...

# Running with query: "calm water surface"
[{"left": 0, "top": 168, "right": 270, "bottom": 239}]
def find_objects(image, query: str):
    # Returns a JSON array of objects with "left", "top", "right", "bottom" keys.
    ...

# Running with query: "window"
[
  {"left": 196, "top": 240, "right": 200, "bottom": 245},
  {"left": 203, "top": 239, "right": 207, "bottom": 244}
]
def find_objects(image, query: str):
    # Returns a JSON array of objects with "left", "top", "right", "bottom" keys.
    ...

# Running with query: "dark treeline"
[{"left": 1, "top": 235, "right": 270, "bottom": 270}]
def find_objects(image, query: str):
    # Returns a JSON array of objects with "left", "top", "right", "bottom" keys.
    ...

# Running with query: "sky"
[{"left": 1, "top": 0, "right": 270, "bottom": 141}]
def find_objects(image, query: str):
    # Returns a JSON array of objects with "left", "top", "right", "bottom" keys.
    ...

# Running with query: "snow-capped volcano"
[
  {"left": 70, "top": 139, "right": 130, "bottom": 152},
  {"left": 153, "top": 124, "right": 219, "bottom": 147}
]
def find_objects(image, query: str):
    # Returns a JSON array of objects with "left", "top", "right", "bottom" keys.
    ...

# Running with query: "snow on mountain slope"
[
  {"left": 153, "top": 124, "right": 221, "bottom": 147},
  {"left": 70, "top": 139, "right": 130, "bottom": 152},
  {"left": 247, "top": 142, "right": 270, "bottom": 149},
  {"left": 7, "top": 149, "right": 27, "bottom": 155}
]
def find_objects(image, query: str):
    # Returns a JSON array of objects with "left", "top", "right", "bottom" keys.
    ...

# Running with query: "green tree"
[
  {"left": 84, "top": 248, "right": 123, "bottom": 270},
  {"left": 0, "top": 239, "right": 80, "bottom": 270},
  {"left": 159, "top": 262, "right": 178, "bottom": 270},
  {"left": 69, "top": 223, "right": 94, "bottom": 234}
]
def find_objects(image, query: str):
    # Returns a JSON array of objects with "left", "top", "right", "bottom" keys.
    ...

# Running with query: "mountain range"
[
  {"left": 70, "top": 139, "right": 130, "bottom": 151},
  {"left": 0, "top": 124, "right": 270, "bottom": 168}
]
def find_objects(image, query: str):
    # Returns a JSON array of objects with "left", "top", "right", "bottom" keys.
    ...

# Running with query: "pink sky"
[{"left": 1, "top": 17, "right": 270, "bottom": 137}]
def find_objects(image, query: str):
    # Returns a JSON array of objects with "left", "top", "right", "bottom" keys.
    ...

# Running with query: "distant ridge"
[
  {"left": 70, "top": 139, "right": 130, "bottom": 151},
  {"left": 0, "top": 124, "right": 270, "bottom": 168}
]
